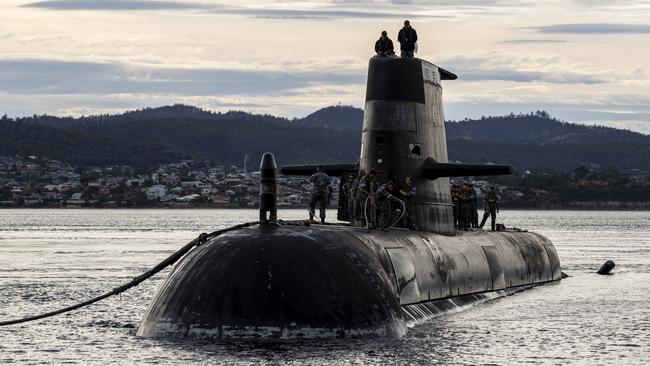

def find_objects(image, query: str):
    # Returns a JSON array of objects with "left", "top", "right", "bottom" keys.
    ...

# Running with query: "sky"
[{"left": 1, "top": 0, "right": 650, "bottom": 133}]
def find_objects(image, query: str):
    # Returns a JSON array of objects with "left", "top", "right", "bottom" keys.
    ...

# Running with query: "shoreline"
[{"left": 2, "top": 205, "right": 650, "bottom": 211}]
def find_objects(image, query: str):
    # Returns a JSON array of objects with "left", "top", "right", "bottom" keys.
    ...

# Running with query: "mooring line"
[{"left": 0, "top": 221, "right": 261, "bottom": 327}]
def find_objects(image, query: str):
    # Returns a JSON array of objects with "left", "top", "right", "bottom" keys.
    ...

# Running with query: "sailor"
[
  {"left": 308, "top": 165, "right": 331, "bottom": 223},
  {"left": 397, "top": 20, "right": 418, "bottom": 58},
  {"left": 469, "top": 182, "right": 478, "bottom": 228},
  {"left": 459, "top": 182, "right": 472, "bottom": 230},
  {"left": 339, "top": 173, "right": 352, "bottom": 221},
  {"left": 451, "top": 184, "right": 461, "bottom": 228},
  {"left": 479, "top": 186, "right": 500, "bottom": 231},
  {"left": 374, "top": 31, "right": 395, "bottom": 57},
  {"left": 399, "top": 176, "right": 416, "bottom": 229},
  {"left": 350, "top": 169, "right": 366, "bottom": 221},
  {"left": 356, "top": 169, "right": 378, "bottom": 227},
  {"left": 375, "top": 180, "right": 397, "bottom": 229}
]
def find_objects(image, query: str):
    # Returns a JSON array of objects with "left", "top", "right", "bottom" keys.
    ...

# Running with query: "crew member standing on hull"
[
  {"left": 339, "top": 173, "right": 352, "bottom": 221},
  {"left": 375, "top": 180, "right": 396, "bottom": 229},
  {"left": 400, "top": 176, "right": 416, "bottom": 229},
  {"left": 451, "top": 184, "right": 461, "bottom": 229},
  {"left": 375, "top": 31, "right": 395, "bottom": 57},
  {"left": 459, "top": 182, "right": 473, "bottom": 230},
  {"left": 469, "top": 182, "right": 479, "bottom": 228},
  {"left": 397, "top": 20, "right": 418, "bottom": 58},
  {"left": 308, "top": 165, "right": 331, "bottom": 224},
  {"left": 479, "top": 186, "right": 500, "bottom": 231},
  {"left": 350, "top": 169, "right": 366, "bottom": 222},
  {"left": 356, "top": 169, "right": 378, "bottom": 227}
]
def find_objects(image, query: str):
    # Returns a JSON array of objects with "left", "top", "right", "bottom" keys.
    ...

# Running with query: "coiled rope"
[
  {"left": 363, "top": 194, "right": 406, "bottom": 230},
  {"left": 0, "top": 221, "right": 261, "bottom": 327}
]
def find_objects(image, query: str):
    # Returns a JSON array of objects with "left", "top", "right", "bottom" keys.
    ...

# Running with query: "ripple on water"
[{"left": 0, "top": 209, "right": 649, "bottom": 365}]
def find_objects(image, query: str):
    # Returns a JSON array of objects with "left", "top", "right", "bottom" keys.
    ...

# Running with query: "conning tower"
[
  {"left": 361, "top": 57, "right": 456, "bottom": 233},
  {"left": 283, "top": 57, "right": 511, "bottom": 233}
]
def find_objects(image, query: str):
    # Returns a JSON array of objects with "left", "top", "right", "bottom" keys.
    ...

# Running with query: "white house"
[
  {"left": 147, "top": 185, "right": 167, "bottom": 200},
  {"left": 177, "top": 194, "right": 200, "bottom": 202},
  {"left": 67, "top": 193, "right": 85, "bottom": 205}
]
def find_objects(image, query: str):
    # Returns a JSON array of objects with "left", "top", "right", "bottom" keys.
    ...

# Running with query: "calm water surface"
[{"left": 0, "top": 209, "right": 649, "bottom": 365}]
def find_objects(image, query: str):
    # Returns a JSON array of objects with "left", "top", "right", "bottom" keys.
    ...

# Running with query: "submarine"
[{"left": 136, "top": 56, "right": 563, "bottom": 339}]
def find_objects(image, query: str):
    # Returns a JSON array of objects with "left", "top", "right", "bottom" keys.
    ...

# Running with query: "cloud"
[
  {"left": 2, "top": 56, "right": 650, "bottom": 134},
  {"left": 388, "top": 0, "right": 504, "bottom": 5},
  {"left": 23, "top": 0, "right": 200, "bottom": 10},
  {"left": 0, "top": 57, "right": 365, "bottom": 96},
  {"left": 502, "top": 39, "right": 568, "bottom": 44},
  {"left": 437, "top": 52, "right": 610, "bottom": 85},
  {"left": 23, "top": 0, "right": 450, "bottom": 19},
  {"left": 459, "top": 70, "right": 605, "bottom": 84},
  {"left": 535, "top": 23, "right": 650, "bottom": 34}
]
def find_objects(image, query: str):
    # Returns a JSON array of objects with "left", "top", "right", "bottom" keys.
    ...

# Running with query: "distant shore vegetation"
[{"left": 2, "top": 105, "right": 650, "bottom": 209}]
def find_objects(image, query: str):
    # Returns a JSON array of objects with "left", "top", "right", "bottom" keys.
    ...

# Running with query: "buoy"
[{"left": 597, "top": 260, "right": 616, "bottom": 275}]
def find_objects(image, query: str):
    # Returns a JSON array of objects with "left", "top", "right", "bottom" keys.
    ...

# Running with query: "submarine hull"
[{"left": 137, "top": 225, "right": 561, "bottom": 339}]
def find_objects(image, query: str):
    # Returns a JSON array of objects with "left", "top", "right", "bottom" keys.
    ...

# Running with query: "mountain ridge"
[{"left": 2, "top": 105, "right": 649, "bottom": 171}]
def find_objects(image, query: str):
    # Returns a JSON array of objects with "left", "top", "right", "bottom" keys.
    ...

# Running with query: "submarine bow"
[{"left": 137, "top": 226, "right": 405, "bottom": 338}]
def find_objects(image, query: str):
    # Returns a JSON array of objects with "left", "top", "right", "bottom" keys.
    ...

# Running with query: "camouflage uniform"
[
  {"left": 355, "top": 174, "right": 377, "bottom": 226},
  {"left": 400, "top": 181, "right": 416, "bottom": 229},
  {"left": 374, "top": 184, "right": 390, "bottom": 228},
  {"left": 459, "top": 184, "right": 473, "bottom": 230},
  {"left": 349, "top": 173, "right": 363, "bottom": 221},
  {"left": 479, "top": 188, "right": 499, "bottom": 231},
  {"left": 309, "top": 170, "right": 331, "bottom": 223},
  {"left": 451, "top": 185, "right": 461, "bottom": 228},
  {"left": 469, "top": 184, "right": 478, "bottom": 228}
]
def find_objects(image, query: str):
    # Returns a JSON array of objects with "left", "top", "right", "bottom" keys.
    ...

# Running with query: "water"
[{"left": 1, "top": 209, "right": 649, "bottom": 365}]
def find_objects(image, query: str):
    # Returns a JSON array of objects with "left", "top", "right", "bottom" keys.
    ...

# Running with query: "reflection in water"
[{"left": 0, "top": 209, "right": 649, "bottom": 365}]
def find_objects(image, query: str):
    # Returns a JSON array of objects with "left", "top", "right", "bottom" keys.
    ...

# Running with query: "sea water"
[{"left": 0, "top": 209, "right": 649, "bottom": 365}]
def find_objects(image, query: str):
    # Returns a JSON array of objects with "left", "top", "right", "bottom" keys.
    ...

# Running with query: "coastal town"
[
  {"left": 2, "top": 155, "right": 650, "bottom": 209},
  {"left": 0, "top": 155, "right": 317, "bottom": 208}
]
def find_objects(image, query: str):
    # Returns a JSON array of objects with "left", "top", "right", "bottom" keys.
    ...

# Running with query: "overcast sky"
[{"left": 2, "top": 0, "right": 650, "bottom": 132}]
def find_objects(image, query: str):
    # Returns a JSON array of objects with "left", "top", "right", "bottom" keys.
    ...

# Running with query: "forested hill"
[
  {"left": 2, "top": 105, "right": 650, "bottom": 171},
  {"left": 297, "top": 105, "right": 364, "bottom": 130},
  {"left": 446, "top": 112, "right": 650, "bottom": 145},
  {"left": 0, "top": 118, "right": 188, "bottom": 167}
]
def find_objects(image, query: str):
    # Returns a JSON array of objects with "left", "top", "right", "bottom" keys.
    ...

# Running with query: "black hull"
[{"left": 137, "top": 224, "right": 562, "bottom": 339}]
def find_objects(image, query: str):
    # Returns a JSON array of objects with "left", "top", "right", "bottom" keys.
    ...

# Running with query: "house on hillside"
[
  {"left": 23, "top": 193, "right": 43, "bottom": 205},
  {"left": 67, "top": 193, "right": 86, "bottom": 205},
  {"left": 147, "top": 185, "right": 167, "bottom": 200}
]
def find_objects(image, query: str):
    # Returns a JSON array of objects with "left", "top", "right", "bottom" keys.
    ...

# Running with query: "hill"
[
  {"left": 445, "top": 112, "right": 650, "bottom": 145},
  {"left": 0, "top": 117, "right": 188, "bottom": 167},
  {"left": 447, "top": 140, "right": 650, "bottom": 171},
  {"left": 67, "top": 114, "right": 358, "bottom": 166},
  {"left": 296, "top": 105, "right": 364, "bottom": 130},
  {"left": 4, "top": 105, "right": 650, "bottom": 171}
]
